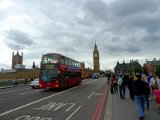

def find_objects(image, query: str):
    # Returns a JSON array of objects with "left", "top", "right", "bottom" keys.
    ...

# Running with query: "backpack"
[{"left": 118, "top": 77, "right": 123, "bottom": 86}]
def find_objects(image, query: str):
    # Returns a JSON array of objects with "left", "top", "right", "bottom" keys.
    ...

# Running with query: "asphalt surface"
[{"left": 0, "top": 77, "right": 109, "bottom": 120}]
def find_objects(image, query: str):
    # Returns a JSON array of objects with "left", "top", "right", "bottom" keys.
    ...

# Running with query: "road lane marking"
[
  {"left": 88, "top": 92, "right": 95, "bottom": 99},
  {"left": 34, "top": 102, "right": 76, "bottom": 112},
  {"left": 15, "top": 115, "right": 53, "bottom": 120},
  {"left": 65, "top": 103, "right": 75, "bottom": 112},
  {"left": 96, "top": 85, "right": 101, "bottom": 89},
  {"left": 0, "top": 88, "right": 31, "bottom": 95},
  {"left": 34, "top": 102, "right": 67, "bottom": 111},
  {"left": 96, "top": 82, "right": 104, "bottom": 89},
  {"left": 88, "top": 92, "right": 101, "bottom": 99},
  {"left": 66, "top": 106, "right": 81, "bottom": 120},
  {"left": 92, "top": 84, "right": 109, "bottom": 120},
  {"left": 0, "top": 79, "right": 97, "bottom": 117}
]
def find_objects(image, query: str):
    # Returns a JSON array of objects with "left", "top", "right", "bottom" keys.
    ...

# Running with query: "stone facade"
[
  {"left": 93, "top": 42, "right": 100, "bottom": 73},
  {"left": 0, "top": 51, "right": 39, "bottom": 80},
  {"left": 143, "top": 58, "right": 160, "bottom": 75},
  {"left": 12, "top": 51, "right": 23, "bottom": 69},
  {"left": 114, "top": 60, "right": 142, "bottom": 75},
  {"left": 0, "top": 68, "right": 40, "bottom": 80}
]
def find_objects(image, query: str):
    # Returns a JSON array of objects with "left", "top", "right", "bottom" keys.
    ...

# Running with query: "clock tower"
[{"left": 93, "top": 42, "right": 100, "bottom": 73}]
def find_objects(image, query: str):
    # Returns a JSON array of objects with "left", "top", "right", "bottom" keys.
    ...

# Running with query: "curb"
[
  {"left": 0, "top": 86, "right": 14, "bottom": 89},
  {"left": 104, "top": 86, "right": 112, "bottom": 120},
  {"left": 0, "top": 84, "right": 29, "bottom": 89}
]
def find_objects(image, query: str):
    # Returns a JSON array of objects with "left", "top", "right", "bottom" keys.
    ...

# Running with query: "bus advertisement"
[{"left": 39, "top": 53, "right": 82, "bottom": 89}]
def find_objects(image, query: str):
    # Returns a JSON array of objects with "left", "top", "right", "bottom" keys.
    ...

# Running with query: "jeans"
[
  {"left": 145, "top": 94, "right": 149, "bottom": 109},
  {"left": 134, "top": 95, "right": 145, "bottom": 117},
  {"left": 119, "top": 86, "right": 125, "bottom": 99}
]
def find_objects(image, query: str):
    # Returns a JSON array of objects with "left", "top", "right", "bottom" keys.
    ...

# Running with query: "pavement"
[
  {"left": 104, "top": 86, "right": 160, "bottom": 120},
  {"left": 0, "top": 84, "right": 29, "bottom": 89},
  {"left": 1, "top": 83, "right": 159, "bottom": 120}
]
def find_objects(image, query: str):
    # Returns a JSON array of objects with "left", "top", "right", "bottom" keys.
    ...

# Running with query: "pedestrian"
[
  {"left": 157, "top": 76, "right": 160, "bottom": 90},
  {"left": 147, "top": 74, "right": 153, "bottom": 94},
  {"left": 24, "top": 78, "right": 28, "bottom": 85},
  {"left": 133, "top": 74, "right": 146, "bottom": 120},
  {"left": 112, "top": 74, "right": 118, "bottom": 94},
  {"left": 142, "top": 74, "right": 150, "bottom": 111},
  {"left": 118, "top": 74, "right": 126, "bottom": 99},
  {"left": 127, "top": 75, "right": 134, "bottom": 101},
  {"left": 15, "top": 79, "right": 18, "bottom": 85},
  {"left": 107, "top": 74, "right": 111, "bottom": 84}
]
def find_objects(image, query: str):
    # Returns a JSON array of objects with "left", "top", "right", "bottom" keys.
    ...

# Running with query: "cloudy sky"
[{"left": 0, "top": 0, "right": 160, "bottom": 71}]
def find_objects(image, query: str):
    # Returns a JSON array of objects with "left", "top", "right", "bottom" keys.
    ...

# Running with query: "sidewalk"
[
  {"left": 104, "top": 87, "right": 160, "bottom": 120},
  {"left": 0, "top": 85, "right": 14, "bottom": 89},
  {"left": 0, "top": 84, "right": 29, "bottom": 89}
]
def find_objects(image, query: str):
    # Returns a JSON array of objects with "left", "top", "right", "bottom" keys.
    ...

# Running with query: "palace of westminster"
[{"left": 0, "top": 42, "right": 159, "bottom": 80}]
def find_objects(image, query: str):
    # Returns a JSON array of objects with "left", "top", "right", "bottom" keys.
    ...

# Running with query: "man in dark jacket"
[{"left": 133, "top": 74, "right": 146, "bottom": 120}]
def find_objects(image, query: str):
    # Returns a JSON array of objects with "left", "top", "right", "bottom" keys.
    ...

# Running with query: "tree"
[
  {"left": 134, "top": 67, "right": 143, "bottom": 74},
  {"left": 130, "top": 66, "right": 135, "bottom": 75}
]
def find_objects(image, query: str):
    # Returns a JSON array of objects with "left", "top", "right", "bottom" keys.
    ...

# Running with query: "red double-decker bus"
[{"left": 39, "top": 53, "right": 82, "bottom": 89}]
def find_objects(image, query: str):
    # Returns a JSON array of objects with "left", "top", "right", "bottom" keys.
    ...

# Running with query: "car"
[
  {"left": 92, "top": 73, "right": 98, "bottom": 79},
  {"left": 30, "top": 78, "right": 39, "bottom": 89}
]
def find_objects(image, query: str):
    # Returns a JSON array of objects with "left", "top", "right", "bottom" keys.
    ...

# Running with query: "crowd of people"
[{"left": 108, "top": 73, "right": 160, "bottom": 120}]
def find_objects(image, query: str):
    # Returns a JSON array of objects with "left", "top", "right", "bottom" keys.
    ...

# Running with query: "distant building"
[
  {"left": 0, "top": 51, "right": 40, "bottom": 80},
  {"left": 0, "top": 68, "right": 39, "bottom": 80},
  {"left": 12, "top": 51, "right": 23, "bottom": 69},
  {"left": 93, "top": 42, "right": 100, "bottom": 73},
  {"left": 143, "top": 58, "right": 160, "bottom": 75},
  {"left": 80, "top": 62, "right": 93, "bottom": 78},
  {"left": 115, "top": 60, "right": 142, "bottom": 75}
]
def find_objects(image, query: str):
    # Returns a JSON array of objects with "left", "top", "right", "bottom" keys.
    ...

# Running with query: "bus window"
[
  {"left": 42, "top": 54, "right": 58, "bottom": 64},
  {"left": 69, "top": 59, "right": 72, "bottom": 66},
  {"left": 69, "top": 72, "right": 73, "bottom": 78},
  {"left": 61, "top": 57, "right": 65, "bottom": 64},
  {"left": 65, "top": 58, "right": 69, "bottom": 65},
  {"left": 72, "top": 60, "right": 75, "bottom": 66}
]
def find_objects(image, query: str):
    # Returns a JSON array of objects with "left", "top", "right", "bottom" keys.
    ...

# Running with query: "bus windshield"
[
  {"left": 40, "top": 70, "right": 58, "bottom": 82},
  {"left": 42, "top": 54, "right": 59, "bottom": 64}
]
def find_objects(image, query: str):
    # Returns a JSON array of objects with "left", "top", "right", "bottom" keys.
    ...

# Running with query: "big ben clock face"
[{"left": 94, "top": 53, "right": 98, "bottom": 57}]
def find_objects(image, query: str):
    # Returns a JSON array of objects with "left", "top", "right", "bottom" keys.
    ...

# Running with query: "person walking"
[
  {"left": 127, "top": 75, "right": 134, "bottom": 101},
  {"left": 112, "top": 74, "right": 118, "bottom": 94},
  {"left": 157, "top": 76, "right": 160, "bottom": 90},
  {"left": 133, "top": 74, "right": 146, "bottom": 120},
  {"left": 118, "top": 74, "right": 127, "bottom": 99},
  {"left": 142, "top": 74, "right": 150, "bottom": 111}
]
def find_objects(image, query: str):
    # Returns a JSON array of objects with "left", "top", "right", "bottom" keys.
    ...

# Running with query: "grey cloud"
[
  {"left": 83, "top": 0, "right": 108, "bottom": 21},
  {"left": 109, "top": 0, "right": 160, "bottom": 17},
  {"left": 5, "top": 29, "right": 34, "bottom": 49},
  {"left": 143, "top": 34, "right": 160, "bottom": 43},
  {"left": 2, "top": 0, "right": 160, "bottom": 70},
  {"left": 106, "top": 44, "right": 141, "bottom": 54}
]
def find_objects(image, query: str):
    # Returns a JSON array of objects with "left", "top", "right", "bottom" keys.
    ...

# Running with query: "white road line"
[
  {"left": 65, "top": 103, "right": 75, "bottom": 112},
  {"left": 65, "top": 106, "right": 81, "bottom": 120},
  {"left": 96, "top": 85, "right": 101, "bottom": 89},
  {"left": 97, "top": 82, "right": 106, "bottom": 89},
  {"left": 0, "top": 79, "right": 96, "bottom": 117},
  {"left": 0, "top": 88, "right": 31, "bottom": 95},
  {"left": 88, "top": 92, "right": 95, "bottom": 99}
]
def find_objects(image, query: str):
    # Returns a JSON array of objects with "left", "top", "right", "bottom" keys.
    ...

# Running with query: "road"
[{"left": 0, "top": 77, "right": 108, "bottom": 120}]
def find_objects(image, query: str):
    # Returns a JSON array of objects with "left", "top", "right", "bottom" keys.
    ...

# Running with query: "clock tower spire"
[{"left": 93, "top": 42, "right": 100, "bottom": 73}]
